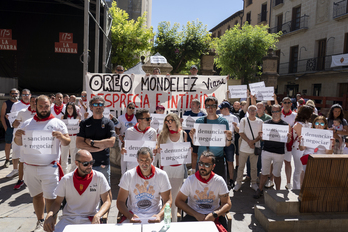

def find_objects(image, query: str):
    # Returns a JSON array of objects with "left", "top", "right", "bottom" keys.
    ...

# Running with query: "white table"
[
  {"left": 63, "top": 223, "right": 141, "bottom": 232},
  {"left": 142, "top": 221, "right": 218, "bottom": 232}
]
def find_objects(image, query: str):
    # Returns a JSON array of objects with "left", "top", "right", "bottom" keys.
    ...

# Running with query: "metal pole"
[
  {"left": 83, "top": 0, "right": 90, "bottom": 91},
  {"left": 94, "top": 0, "right": 100, "bottom": 73},
  {"left": 102, "top": 4, "right": 107, "bottom": 73}
]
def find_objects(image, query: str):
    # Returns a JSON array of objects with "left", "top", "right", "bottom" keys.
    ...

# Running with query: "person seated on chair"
[
  {"left": 117, "top": 147, "right": 172, "bottom": 223},
  {"left": 175, "top": 150, "right": 231, "bottom": 232},
  {"left": 43, "top": 150, "right": 112, "bottom": 232}
]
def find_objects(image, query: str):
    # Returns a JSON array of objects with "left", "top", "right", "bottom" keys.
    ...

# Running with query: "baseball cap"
[
  {"left": 219, "top": 101, "right": 231, "bottom": 109},
  {"left": 190, "top": 65, "right": 198, "bottom": 70},
  {"left": 156, "top": 105, "right": 165, "bottom": 111}
]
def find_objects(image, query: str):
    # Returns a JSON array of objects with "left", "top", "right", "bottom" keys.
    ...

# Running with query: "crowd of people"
[{"left": 1, "top": 68, "right": 348, "bottom": 231}]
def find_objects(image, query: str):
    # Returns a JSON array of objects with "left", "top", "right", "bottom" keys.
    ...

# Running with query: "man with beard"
[
  {"left": 175, "top": 151, "right": 231, "bottom": 231},
  {"left": 51, "top": 92, "right": 66, "bottom": 118},
  {"left": 76, "top": 96, "right": 116, "bottom": 185},
  {"left": 14, "top": 95, "right": 70, "bottom": 232},
  {"left": 43, "top": 150, "right": 112, "bottom": 232},
  {"left": 117, "top": 147, "right": 171, "bottom": 223},
  {"left": 1, "top": 88, "right": 19, "bottom": 167},
  {"left": 6, "top": 89, "right": 32, "bottom": 178}
]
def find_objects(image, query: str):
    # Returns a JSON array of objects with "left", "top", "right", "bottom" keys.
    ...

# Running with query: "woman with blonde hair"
[{"left": 157, "top": 113, "right": 188, "bottom": 222}]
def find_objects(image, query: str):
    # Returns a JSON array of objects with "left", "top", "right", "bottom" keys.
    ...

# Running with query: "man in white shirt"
[
  {"left": 175, "top": 150, "right": 231, "bottom": 231},
  {"left": 117, "top": 147, "right": 171, "bottom": 223},
  {"left": 14, "top": 95, "right": 70, "bottom": 232},
  {"left": 43, "top": 150, "right": 112, "bottom": 232},
  {"left": 51, "top": 93, "right": 66, "bottom": 118},
  {"left": 78, "top": 91, "right": 89, "bottom": 119}
]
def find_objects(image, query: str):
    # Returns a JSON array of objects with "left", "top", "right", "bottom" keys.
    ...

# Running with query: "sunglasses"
[
  {"left": 81, "top": 95, "right": 87, "bottom": 97},
  {"left": 198, "top": 161, "right": 213, "bottom": 168},
  {"left": 165, "top": 119, "right": 174, "bottom": 124},
  {"left": 117, "top": 69, "right": 124, "bottom": 72},
  {"left": 11, "top": 93, "right": 19, "bottom": 95},
  {"left": 315, "top": 122, "right": 325, "bottom": 126},
  {"left": 140, "top": 117, "right": 152, "bottom": 121},
  {"left": 128, "top": 107, "right": 135, "bottom": 110},
  {"left": 22, "top": 94, "right": 30, "bottom": 96},
  {"left": 206, "top": 104, "right": 217, "bottom": 109},
  {"left": 77, "top": 160, "right": 95, "bottom": 166},
  {"left": 92, "top": 103, "right": 104, "bottom": 107},
  {"left": 272, "top": 110, "right": 281, "bottom": 113},
  {"left": 283, "top": 102, "right": 291, "bottom": 104}
]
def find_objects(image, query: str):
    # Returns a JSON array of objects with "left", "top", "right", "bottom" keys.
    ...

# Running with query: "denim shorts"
[
  {"left": 5, "top": 127, "right": 14, "bottom": 144},
  {"left": 224, "top": 143, "right": 235, "bottom": 162}
]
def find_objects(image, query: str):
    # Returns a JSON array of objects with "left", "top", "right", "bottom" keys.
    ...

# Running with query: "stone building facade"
[
  {"left": 242, "top": 0, "right": 272, "bottom": 26},
  {"left": 210, "top": 10, "right": 244, "bottom": 38}
]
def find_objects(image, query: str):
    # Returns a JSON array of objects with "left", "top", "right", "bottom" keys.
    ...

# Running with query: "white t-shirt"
[
  {"left": 219, "top": 113, "right": 240, "bottom": 142},
  {"left": 11, "top": 100, "right": 30, "bottom": 113},
  {"left": 51, "top": 104, "right": 66, "bottom": 118},
  {"left": 281, "top": 111, "right": 297, "bottom": 127},
  {"left": 55, "top": 170, "right": 110, "bottom": 217},
  {"left": 19, "top": 117, "right": 68, "bottom": 165},
  {"left": 180, "top": 173, "right": 229, "bottom": 215},
  {"left": 16, "top": 107, "right": 36, "bottom": 123},
  {"left": 343, "top": 146, "right": 348, "bottom": 154},
  {"left": 239, "top": 117, "right": 263, "bottom": 153},
  {"left": 78, "top": 100, "right": 88, "bottom": 117},
  {"left": 125, "top": 126, "right": 157, "bottom": 171},
  {"left": 116, "top": 114, "right": 137, "bottom": 136},
  {"left": 118, "top": 166, "right": 171, "bottom": 217}
]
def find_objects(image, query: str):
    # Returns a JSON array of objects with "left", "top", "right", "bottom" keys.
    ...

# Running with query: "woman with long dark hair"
[
  {"left": 61, "top": 102, "right": 81, "bottom": 174},
  {"left": 327, "top": 104, "right": 348, "bottom": 154}
]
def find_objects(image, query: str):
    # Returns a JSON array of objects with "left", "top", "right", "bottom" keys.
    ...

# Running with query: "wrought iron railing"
[
  {"left": 333, "top": 0, "right": 348, "bottom": 18},
  {"left": 269, "top": 15, "right": 309, "bottom": 35},
  {"left": 258, "top": 11, "right": 268, "bottom": 23}
]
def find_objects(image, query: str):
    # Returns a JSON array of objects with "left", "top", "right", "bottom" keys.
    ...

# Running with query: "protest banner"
[
  {"left": 181, "top": 116, "right": 201, "bottom": 130},
  {"left": 249, "top": 81, "right": 265, "bottom": 95},
  {"left": 302, "top": 128, "right": 333, "bottom": 150},
  {"left": 193, "top": 123, "right": 226, "bottom": 147},
  {"left": 7, "top": 111, "right": 18, "bottom": 126},
  {"left": 124, "top": 140, "right": 156, "bottom": 162},
  {"left": 255, "top": 87, "right": 274, "bottom": 101},
  {"left": 22, "top": 130, "right": 57, "bottom": 155},
  {"left": 220, "top": 116, "right": 237, "bottom": 133},
  {"left": 228, "top": 85, "right": 247, "bottom": 98},
  {"left": 150, "top": 113, "right": 167, "bottom": 131},
  {"left": 160, "top": 142, "right": 191, "bottom": 166},
  {"left": 262, "top": 123, "right": 289, "bottom": 143},
  {"left": 62, "top": 119, "right": 80, "bottom": 134},
  {"left": 85, "top": 74, "right": 227, "bottom": 115}
]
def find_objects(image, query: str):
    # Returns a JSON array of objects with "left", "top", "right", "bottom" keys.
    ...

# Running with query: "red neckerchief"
[
  {"left": 282, "top": 108, "right": 292, "bottom": 117},
  {"left": 136, "top": 165, "right": 155, "bottom": 179},
  {"left": 54, "top": 104, "right": 64, "bottom": 115},
  {"left": 215, "top": 218, "right": 227, "bottom": 232},
  {"left": 67, "top": 115, "right": 74, "bottom": 119},
  {"left": 125, "top": 113, "right": 134, "bottom": 121},
  {"left": 134, "top": 123, "right": 150, "bottom": 134},
  {"left": 73, "top": 169, "right": 94, "bottom": 195},
  {"left": 28, "top": 106, "right": 36, "bottom": 113},
  {"left": 33, "top": 113, "right": 55, "bottom": 122},
  {"left": 169, "top": 129, "right": 179, "bottom": 134},
  {"left": 83, "top": 99, "right": 87, "bottom": 102},
  {"left": 21, "top": 100, "right": 30, "bottom": 105},
  {"left": 195, "top": 170, "right": 215, "bottom": 184}
]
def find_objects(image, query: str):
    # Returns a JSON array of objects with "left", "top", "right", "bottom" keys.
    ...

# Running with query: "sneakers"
[
  {"left": 243, "top": 176, "right": 251, "bottom": 182},
  {"left": 34, "top": 220, "right": 44, "bottom": 232},
  {"left": 229, "top": 179, "right": 235, "bottom": 190},
  {"left": 251, "top": 183, "right": 259, "bottom": 191},
  {"left": 285, "top": 183, "right": 292, "bottom": 190},
  {"left": 253, "top": 189, "right": 264, "bottom": 199},
  {"left": 6, "top": 169, "right": 18, "bottom": 178},
  {"left": 233, "top": 183, "right": 242, "bottom": 192},
  {"left": 264, "top": 179, "right": 274, "bottom": 188},
  {"left": 3, "top": 159, "right": 10, "bottom": 168},
  {"left": 14, "top": 180, "right": 24, "bottom": 190}
]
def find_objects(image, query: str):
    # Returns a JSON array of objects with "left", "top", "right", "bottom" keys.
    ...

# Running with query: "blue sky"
[{"left": 151, "top": 0, "right": 243, "bottom": 33}]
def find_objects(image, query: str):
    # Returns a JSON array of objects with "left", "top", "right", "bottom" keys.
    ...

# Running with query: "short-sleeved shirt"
[
  {"left": 118, "top": 166, "right": 171, "bottom": 217},
  {"left": 219, "top": 113, "right": 239, "bottom": 142},
  {"left": 180, "top": 173, "right": 229, "bottom": 215},
  {"left": 116, "top": 114, "right": 137, "bottom": 136},
  {"left": 77, "top": 116, "right": 116, "bottom": 166},
  {"left": 263, "top": 119, "right": 289, "bottom": 154},
  {"left": 51, "top": 104, "right": 66, "bottom": 118},
  {"left": 196, "top": 116, "right": 229, "bottom": 158},
  {"left": 239, "top": 117, "right": 263, "bottom": 153},
  {"left": 184, "top": 110, "right": 206, "bottom": 143},
  {"left": 231, "top": 108, "right": 245, "bottom": 121},
  {"left": 327, "top": 118, "right": 348, "bottom": 128},
  {"left": 281, "top": 111, "right": 297, "bottom": 127},
  {"left": 257, "top": 113, "right": 272, "bottom": 122},
  {"left": 55, "top": 170, "right": 110, "bottom": 217}
]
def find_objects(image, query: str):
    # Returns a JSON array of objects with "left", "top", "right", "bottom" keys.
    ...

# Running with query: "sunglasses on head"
[
  {"left": 92, "top": 103, "right": 104, "bottom": 107},
  {"left": 315, "top": 122, "right": 325, "bottom": 126},
  {"left": 198, "top": 161, "right": 213, "bottom": 168},
  {"left": 77, "top": 160, "right": 95, "bottom": 166},
  {"left": 140, "top": 117, "right": 152, "bottom": 121}
]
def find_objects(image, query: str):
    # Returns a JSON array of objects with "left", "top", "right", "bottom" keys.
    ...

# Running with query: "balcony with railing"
[
  {"left": 278, "top": 53, "right": 346, "bottom": 75},
  {"left": 272, "top": 0, "right": 284, "bottom": 9},
  {"left": 258, "top": 11, "right": 268, "bottom": 24},
  {"left": 333, "top": 0, "right": 348, "bottom": 20},
  {"left": 269, "top": 15, "right": 309, "bottom": 36}
]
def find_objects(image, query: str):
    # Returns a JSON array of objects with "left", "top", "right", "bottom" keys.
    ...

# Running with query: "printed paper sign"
[
  {"left": 124, "top": 140, "right": 157, "bottom": 162},
  {"left": 62, "top": 119, "right": 79, "bottom": 134},
  {"left": 103, "top": 107, "right": 110, "bottom": 118},
  {"left": 228, "top": 85, "right": 247, "bottom": 98},
  {"left": 7, "top": 112, "right": 19, "bottom": 126},
  {"left": 22, "top": 130, "right": 57, "bottom": 155},
  {"left": 262, "top": 123, "right": 289, "bottom": 143},
  {"left": 249, "top": 81, "right": 265, "bottom": 95},
  {"left": 221, "top": 116, "right": 237, "bottom": 133},
  {"left": 193, "top": 123, "right": 226, "bottom": 147},
  {"left": 255, "top": 87, "right": 274, "bottom": 101},
  {"left": 160, "top": 142, "right": 191, "bottom": 166},
  {"left": 182, "top": 116, "right": 201, "bottom": 130},
  {"left": 150, "top": 114, "right": 167, "bottom": 131},
  {"left": 302, "top": 128, "right": 333, "bottom": 150}
]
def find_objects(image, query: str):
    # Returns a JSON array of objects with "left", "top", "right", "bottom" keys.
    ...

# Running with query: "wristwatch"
[
  {"left": 212, "top": 212, "right": 218, "bottom": 219},
  {"left": 90, "top": 140, "right": 95, "bottom": 147}
]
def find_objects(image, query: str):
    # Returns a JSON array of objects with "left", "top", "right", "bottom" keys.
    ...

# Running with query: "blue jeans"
[{"left": 93, "top": 164, "right": 110, "bottom": 186}]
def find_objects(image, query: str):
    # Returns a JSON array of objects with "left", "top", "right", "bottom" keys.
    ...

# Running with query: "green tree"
[
  {"left": 153, "top": 20, "right": 211, "bottom": 74},
  {"left": 110, "top": 2, "right": 154, "bottom": 69},
  {"left": 212, "top": 23, "right": 281, "bottom": 84}
]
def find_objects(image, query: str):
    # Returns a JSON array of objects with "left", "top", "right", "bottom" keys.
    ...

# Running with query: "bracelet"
[{"left": 227, "top": 139, "right": 232, "bottom": 141}]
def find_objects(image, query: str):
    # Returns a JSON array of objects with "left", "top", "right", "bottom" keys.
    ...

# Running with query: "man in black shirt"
[
  {"left": 76, "top": 96, "right": 116, "bottom": 185},
  {"left": 254, "top": 104, "right": 291, "bottom": 199}
]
